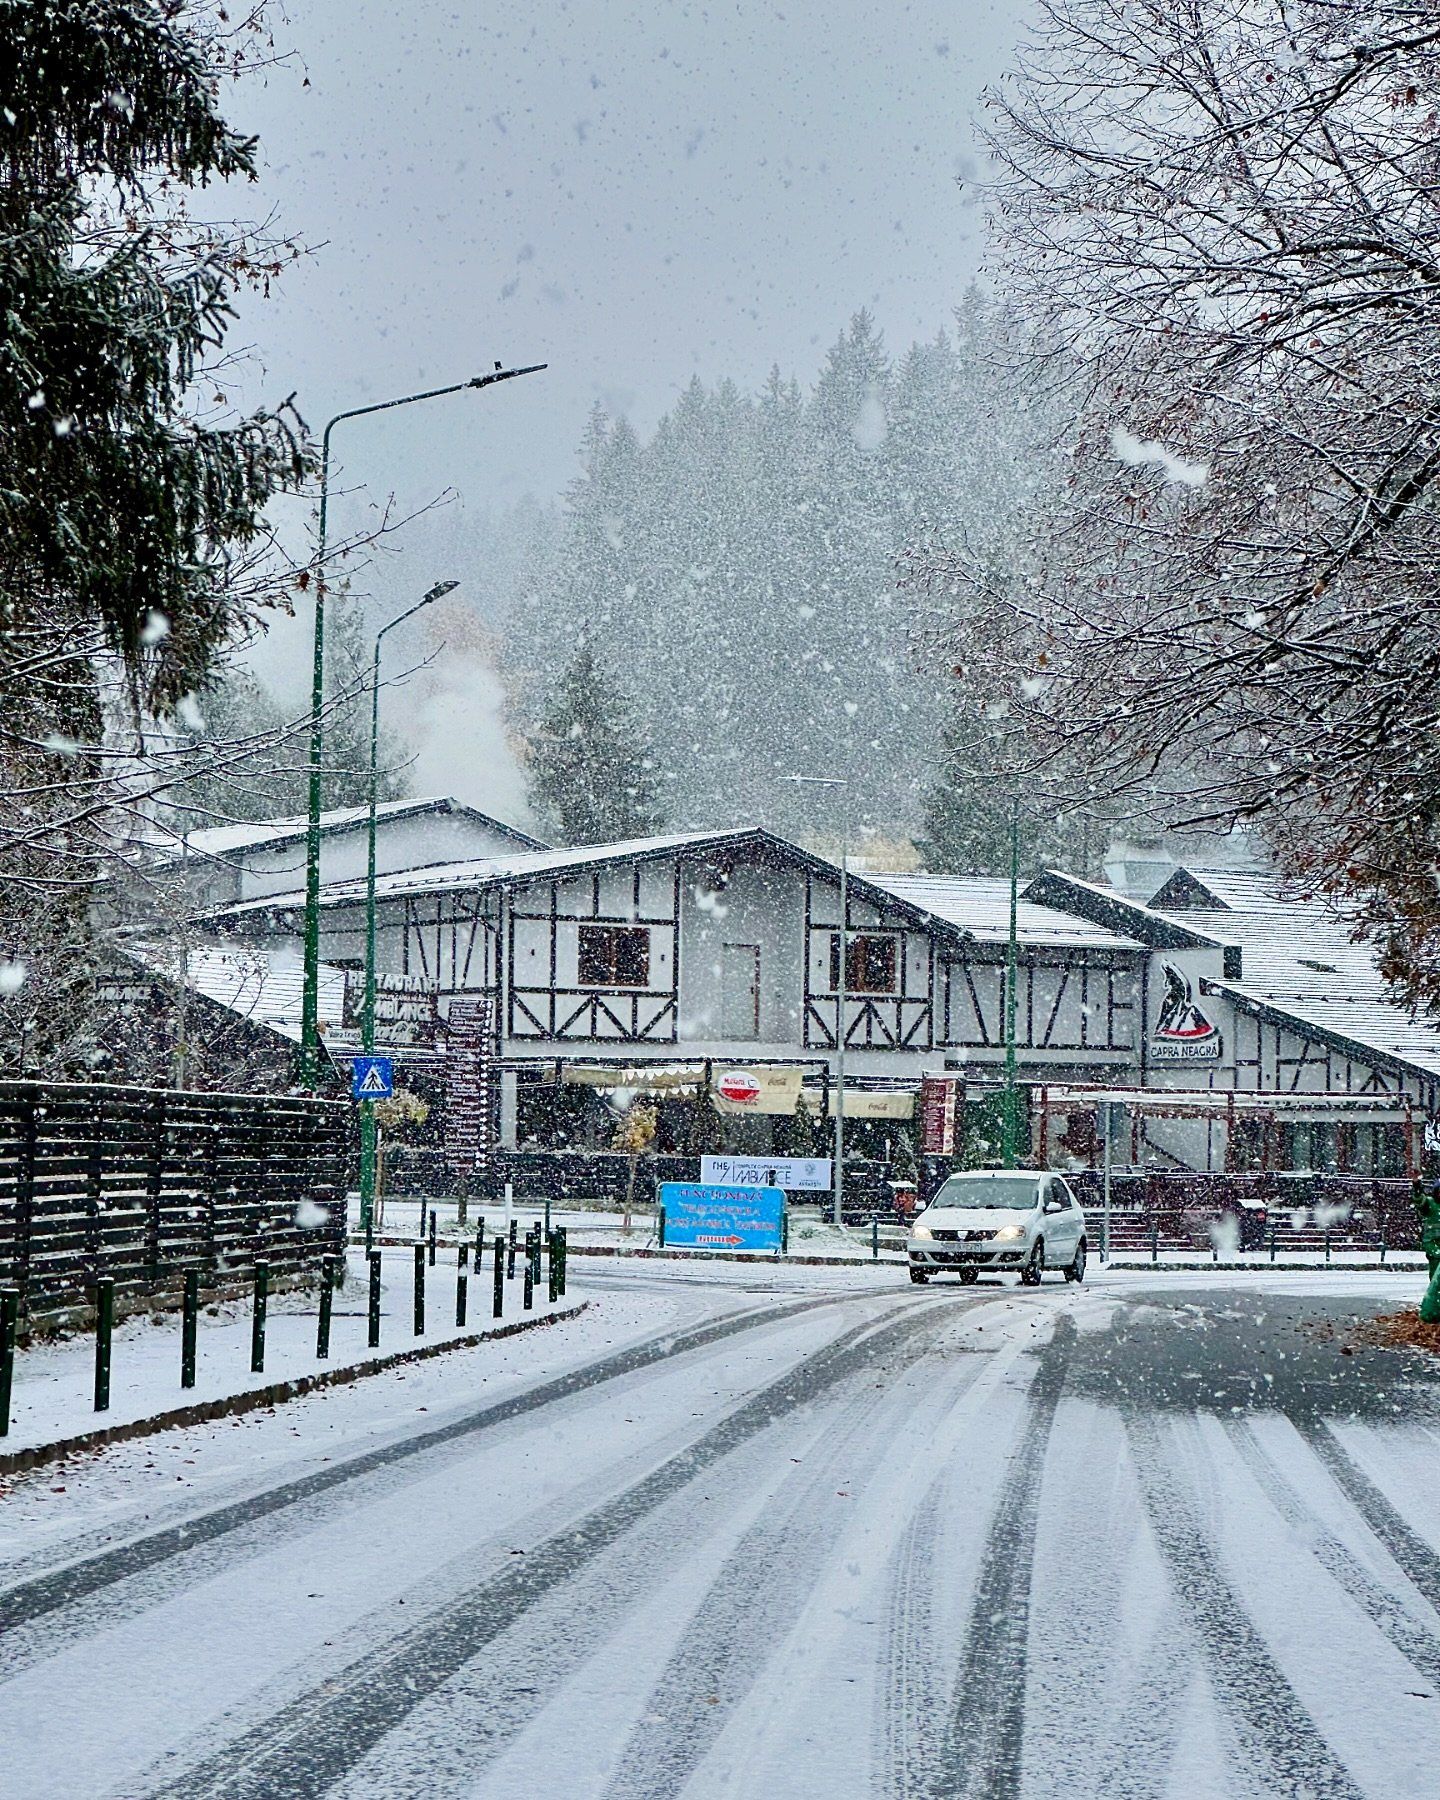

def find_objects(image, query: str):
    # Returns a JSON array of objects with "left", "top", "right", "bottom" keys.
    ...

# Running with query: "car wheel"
[
  {"left": 909, "top": 1267, "right": 929, "bottom": 1285},
  {"left": 1019, "top": 1239, "right": 1044, "bottom": 1286},
  {"left": 958, "top": 1267, "right": 979, "bottom": 1285},
  {"left": 1065, "top": 1238, "right": 1086, "bottom": 1284}
]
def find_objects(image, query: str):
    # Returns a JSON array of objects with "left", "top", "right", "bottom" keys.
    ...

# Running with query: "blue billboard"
[{"left": 659, "top": 1182, "right": 785, "bottom": 1252}]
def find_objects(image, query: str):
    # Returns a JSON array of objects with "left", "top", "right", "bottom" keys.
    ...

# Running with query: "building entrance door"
[{"left": 721, "top": 943, "right": 761, "bottom": 1040}]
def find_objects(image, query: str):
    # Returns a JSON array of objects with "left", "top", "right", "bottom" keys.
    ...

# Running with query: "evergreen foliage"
[
  {"left": 505, "top": 294, "right": 1058, "bottom": 848},
  {"left": 526, "top": 636, "right": 663, "bottom": 845}
]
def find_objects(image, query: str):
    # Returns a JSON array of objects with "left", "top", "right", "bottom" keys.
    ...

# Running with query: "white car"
[{"left": 907, "top": 1169, "right": 1087, "bottom": 1286}]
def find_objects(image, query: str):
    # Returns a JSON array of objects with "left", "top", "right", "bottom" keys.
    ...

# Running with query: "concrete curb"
[
  {"left": 0, "top": 1302, "right": 589, "bottom": 1479},
  {"left": 1102, "top": 1261, "right": 1424, "bottom": 1274}
]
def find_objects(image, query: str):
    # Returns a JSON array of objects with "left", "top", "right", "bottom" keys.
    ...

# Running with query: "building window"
[
  {"left": 829, "top": 933, "right": 899, "bottom": 994},
  {"left": 578, "top": 924, "right": 650, "bottom": 988}
]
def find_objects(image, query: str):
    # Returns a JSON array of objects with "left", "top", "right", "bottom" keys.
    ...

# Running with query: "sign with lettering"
[
  {"left": 700, "top": 1155, "right": 831, "bottom": 1191},
  {"left": 660, "top": 1182, "right": 785, "bottom": 1251}
]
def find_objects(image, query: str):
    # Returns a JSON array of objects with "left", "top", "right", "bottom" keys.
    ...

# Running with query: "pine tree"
[
  {"left": 0, "top": 1, "right": 307, "bottom": 1071},
  {"left": 526, "top": 638, "right": 663, "bottom": 845}
]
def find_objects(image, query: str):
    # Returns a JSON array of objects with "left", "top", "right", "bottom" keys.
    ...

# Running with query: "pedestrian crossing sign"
[{"left": 351, "top": 1055, "right": 394, "bottom": 1100}]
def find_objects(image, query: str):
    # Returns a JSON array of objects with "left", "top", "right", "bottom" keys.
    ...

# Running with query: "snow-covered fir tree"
[{"left": 526, "top": 637, "right": 663, "bottom": 845}]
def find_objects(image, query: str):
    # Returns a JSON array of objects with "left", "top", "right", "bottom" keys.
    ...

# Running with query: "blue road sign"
[
  {"left": 659, "top": 1183, "right": 785, "bottom": 1252},
  {"left": 351, "top": 1055, "right": 394, "bottom": 1100}
]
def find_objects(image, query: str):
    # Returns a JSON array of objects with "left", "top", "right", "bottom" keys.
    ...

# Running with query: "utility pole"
[
  {"left": 298, "top": 362, "right": 546, "bottom": 1087},
  {"left": 1002, "top": 792, "right": 1020, "bottom": 1168},
  {"left": 359, "top": 580, "right": 458, "bottom": 1232}
]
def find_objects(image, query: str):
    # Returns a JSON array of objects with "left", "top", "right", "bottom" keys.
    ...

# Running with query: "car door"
[{"left": 1042, "top": 1178, "right": 1079, "bottom": 1264}]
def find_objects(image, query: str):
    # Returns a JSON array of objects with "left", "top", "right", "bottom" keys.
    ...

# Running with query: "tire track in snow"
[
  {"left": 1294, "top": 1419, "right": 1440, "bottom": 1620},
  {"left": 140, "top": 1301, "right": 952, "bottom": 1800},
  {"left": 927, "top": 1313, "right": 1075, "bottom": 1799},
  {"left": 881, "top": 1480, "right": 943, "bottom": 1800},
  {"left": 1224, "top": 1419, "right": 1440, "bottom": 1690},
  {"left": 1124, "top": 1416, "right": 1365, "bottom": 1800},
  {"left": 597, "top": 1341, "right": 975, "bottom": 1800},
  {"left": 0, "top": 1292, "right": 850, "bottom": 1650}
]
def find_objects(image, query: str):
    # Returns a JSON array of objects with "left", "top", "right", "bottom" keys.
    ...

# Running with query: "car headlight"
[
  {"left": 993, "top": 1225, "right": 1025, "bottom": 1241},
  {"left": 912, "top": 1223, "right": 932, "bottom": 1239}
]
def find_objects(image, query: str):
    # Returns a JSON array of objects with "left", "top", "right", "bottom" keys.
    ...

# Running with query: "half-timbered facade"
[{"left": 191, "top": 817, "right": 1440, "bottom": 1174}]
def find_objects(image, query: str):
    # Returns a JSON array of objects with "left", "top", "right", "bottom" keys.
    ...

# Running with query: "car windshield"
[{"left": 928, "top": 1175, "right": 1041, "bottom": 1211}]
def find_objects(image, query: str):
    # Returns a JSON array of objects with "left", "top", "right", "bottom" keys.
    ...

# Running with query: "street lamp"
[
  {"left": 780, "top": 772, "right": 849, "bottom": 1227},
  {"left": 298, "top": 361, "right": 547, "bottom": 1087},
  {"left": 1002, "top": 792, "right": 1021, "bottom": 1168},
  {"left": 357, "top": 579, "right": 459, "bottom": 1233}
]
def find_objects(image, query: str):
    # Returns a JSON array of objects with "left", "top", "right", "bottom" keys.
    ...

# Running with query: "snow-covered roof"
[
  {"left": 1147, "top": 866, "right": 1293, "bottom": 913},
  {"left": 151, "top": 796, "right": 544, "bottom": 864},
  {"left": 199, "top": 828, "right": 769, "bottom": 919},
  {"left": 129, "top": 944, "right": 348, "bottom": 1043},
  {"left": 1159, "top": 901, "right": 1440, "bottom": 1082},
  {"left": 869, "top": 874, "right": 1142, "bottom": 951}
]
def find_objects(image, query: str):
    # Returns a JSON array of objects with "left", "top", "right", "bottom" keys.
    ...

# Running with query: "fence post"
[
  {"left": 250, "top": 1262, "right": 268, "bottom": 1374},
  {"left": 1325, "top": 1225, "right": 1332, "bottom": 1267},
  {"left": 0, "top": 1288, "right": 17, "bottom": 1437},
  {"left": 1150, "top": 1221, "right": 1158, "bottom": 1266},
  {"left": 428, "top": 1207, "right": 438, "bottom": 1268},
  {"left": 529, "top": 1224, "right": 542, "bottom": 1293},
  {"left": 456, "top": 1268, "right": 468, "bottom": 1328},
  {"left": 413, "top": 1243, "right": 426, "bottom": 1336},
  {"left": 658, "top": 1206, "right": 666, "bottom": 1249},
  {"left": 1269, "top": 1222, "right": 1278, "bottom": 1264},
  {"left": 547, "top": 1232, "right": 559, "bottom": 1304},
  {"left": 1380, "top": 1219, "right": 1388, "bottom": 1266},
  {"left": 317, "top": 1256, "right": 335, "bottom": 1359},
  {"left": 872, "top": 1217, "right": 879, "bottom": 1261},
  {"left": 493, "top": 1232, "right": 504, "bottom": 1319},
  {"left": 15, "top": 1100, "right": 37, "bottom": 1323},
  {"left": 181, "top": 1267, "right": 199, "bottom": 1389},
  {"left": 94, "top": 1278, "right": 114, "bottom": 1412},
  {"left": 144, "top": 1093, "right": 166, "bottom": 1290},
  {"left": 544, "top": 1198, "right": 552, "bottom": 1243},
  {"left": 458, "top": 1241, "right": 468, "bottom": 1271},
  {"left": 523, "top": 1229, "right": 535, "bottom": 1312},
  {"left": 507, "top": 1219, "right": 518, "bottom": 1279},
  {"left": 556, "top": 1226, "right": 567, "bottom": 1298},
  {"left": 368, "top": 1250, "right": 382, "bottom": 1348}
]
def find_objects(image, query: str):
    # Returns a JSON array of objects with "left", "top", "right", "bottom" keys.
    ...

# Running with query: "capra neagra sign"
[{"left": 1150, "top": 962, "right": 1221, "bottom": 1063}]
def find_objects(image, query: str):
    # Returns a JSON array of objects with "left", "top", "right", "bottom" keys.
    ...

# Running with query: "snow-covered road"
[{"left": 2, "top": 1263, "right": 1439, "bottom": 1798}]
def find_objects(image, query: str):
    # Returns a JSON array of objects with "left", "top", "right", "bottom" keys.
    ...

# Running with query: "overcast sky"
[{"left": 230, "top": 0, "right": 1031, "bottom": 521}]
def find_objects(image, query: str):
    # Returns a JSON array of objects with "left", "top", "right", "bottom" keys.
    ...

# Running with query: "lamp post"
[
  {"left": 780, "top": 773, "right": 849, "bottom": 1227},
  {"left": 1002, "top": 792, "right": 1021, "bottom": 1168},
  {"left": 357, "top": 580, "right": 459, "bottom": 1234},
  {"left": 298, "top": 361, "right": 547, "bottom": 1088}
]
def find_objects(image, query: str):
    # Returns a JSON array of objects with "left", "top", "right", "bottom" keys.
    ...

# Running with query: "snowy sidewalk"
[{"left": 0, "top": 1244, "right": 576, "bottom": 1457}]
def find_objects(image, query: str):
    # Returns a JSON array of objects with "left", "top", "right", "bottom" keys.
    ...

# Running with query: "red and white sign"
[
  {"left": 716, "top": 1069, "right": 763, "bottom": 1105},
  {"left": 920, "top": 1075, "right": 958, "bottom": 1155}
]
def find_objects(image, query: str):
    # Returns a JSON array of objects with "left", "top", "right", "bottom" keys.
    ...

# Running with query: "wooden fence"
[{"left": 0, "top": 1080, "right": 351, "bottom": 1327}]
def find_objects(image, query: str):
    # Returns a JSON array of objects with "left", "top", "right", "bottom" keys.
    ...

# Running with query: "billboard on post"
[{"left": 659, "top": 1182, "right": 785, "bottom": 1251}]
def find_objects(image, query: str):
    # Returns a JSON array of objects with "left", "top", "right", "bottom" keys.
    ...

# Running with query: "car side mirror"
[{"left": 1044, "top": 1196, "right": 1065, "bottom": 1214}]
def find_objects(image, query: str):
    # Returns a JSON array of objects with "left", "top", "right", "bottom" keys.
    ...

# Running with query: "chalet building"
[{"left": 187, "top": 813, "right": 1440, "bottom": 1180}]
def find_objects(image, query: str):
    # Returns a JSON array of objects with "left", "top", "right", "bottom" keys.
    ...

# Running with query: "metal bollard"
[
  {"left": 658, "top": 1206, "right": 666, "bottom": 1248},
  {"left": 1380, "top": 1221, "right": 1388, "bottom": 1266},
  {"left": 1325, "top": 1226, "right": 1332, "bottom": 1267},
  {"left": 556, "top": 1226, "right": 567, "bottom": 1298},
  {"left": 523, "top": 1252, "right": 534, "bottom": 1312},
  {"left": 872, "top": 1217, "right": 879, "bottom": 1261},
  {"left": 529, "top": 1225, "right": 542, "bottom": 1295},
  {"left": 507, "top": 1219, "right": 518, "bottom": 1279},
  {"left": 250, "top": 1263, "right": 268, "bottom": 1374},
  {"left": 544, "top": 1197, "right": 552, "bottom": 1243},
  {"left": 317, "top": 1256, "right": 335, "bottom": 1359},
  {"left": 548, "top": 1232, "right": 559, "bottom": 1304},
  {"left": 781, "top": 1207, "right": 789, "bottom": 1254},
  {"left": 0, "top": 1287, "right": 18, "bottom": 1437},
  {"left": 413, "top": 1243, "right": 426, "bottom": 1337},
  {"left": 428, "top": 1208, "right": 438, "bottom": 1267},
  {"left": 1149, "top": 1224, "right": 1158, "bottom": 1266},
  {"left": 1269, "top": 1223, "right": 1278, "bottom": 1264},
  {"left": 458, "top": 1241, "right": 469, "bottom": 1271},
  {"left": 493, "top": 1231, "right": 504, "bottom": 1319},
  {"left": 368, "top": 1250, "right": 382, "bottom": 1348},
  {"left": 181, "top": 1266, "right": 199, "bottom": 1389},
  {"left": 94, "top": 1277, "right": 115, "bottom": 1412},
  {"left": 456, "top": 1270, "right": 468, "bottom": 1328}
]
